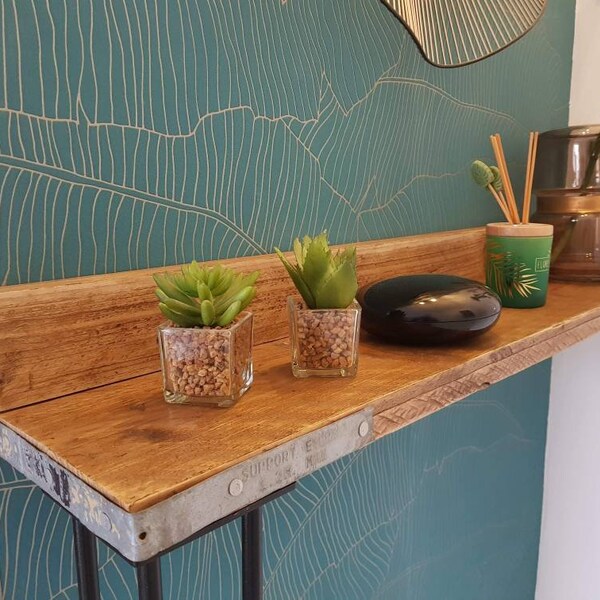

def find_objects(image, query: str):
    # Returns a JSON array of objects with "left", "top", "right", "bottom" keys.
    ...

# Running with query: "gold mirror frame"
[{"left": 381, "top": 0, "right": 546, "bottom": 67}]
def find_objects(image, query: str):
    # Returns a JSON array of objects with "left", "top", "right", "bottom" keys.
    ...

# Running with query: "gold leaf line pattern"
[
  {"left": 382, "top": 0, "right": 546, "bottom": 67},
  {"left": 0, "top": 0, "right": 569, "bottom": 285},
  {"left": 486, "top": 242, "right": 540, "bottom": 298},
  {"left": 0, "top": 1, "right": 572, "bottom": 596}
]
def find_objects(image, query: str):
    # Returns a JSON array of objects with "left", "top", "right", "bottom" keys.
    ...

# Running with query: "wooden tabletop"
[{"left": 2, "top": 281, "right": 600, "bottom": 514}]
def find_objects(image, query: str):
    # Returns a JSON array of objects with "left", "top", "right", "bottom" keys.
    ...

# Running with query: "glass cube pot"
[
  {"left": 287, "top": 298, "right": 361, "bottom": 378},
  {"left": 158, "top": 312, "right": 253, "bottom": 407}
]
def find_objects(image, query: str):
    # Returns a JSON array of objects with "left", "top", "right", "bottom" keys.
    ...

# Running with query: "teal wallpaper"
[
  {"left": 0, "top": 0, "right": 573, "bottom": 598},
  {"left": 0, "top": 0, "right": 573, "bottom": 285}
]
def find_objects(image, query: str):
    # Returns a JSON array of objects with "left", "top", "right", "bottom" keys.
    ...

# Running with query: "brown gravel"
[
  {"left": 292, "top": 302, "right": 359, "bottom": 372},
  {"left": 160, "top": 315, "right": 252, "bottom": 402}
]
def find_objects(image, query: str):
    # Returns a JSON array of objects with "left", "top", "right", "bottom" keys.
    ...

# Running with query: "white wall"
[
  {"left": 536, "top": 1, "right": 600, "bottom": 597},
  {"left": 569, "top": 0, "right": 600, "bottom": 125},
  {"left": 536, "top": 334, "right": 600, "bottom": 600}
]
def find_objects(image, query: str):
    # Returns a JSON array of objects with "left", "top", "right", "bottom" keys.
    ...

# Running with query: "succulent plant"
[
  {"left": 275, "top": 232, "right": 358, "bottom": 309},
  {"left": 489, "top": 166, "right": 503, "bottom": 191},
  {"left": 471, "top": 159, "right": 512, "bottom": 223},
  {"left": 154, "top": 263, "right": 259, "bottom": 328},
  {"left": 471, "top": 160, "right": 502, "bottom": 191}
]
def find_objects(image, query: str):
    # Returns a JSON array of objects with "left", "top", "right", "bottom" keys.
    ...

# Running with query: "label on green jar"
[{"left": 535, "top": 256, "right": 550, "bottom": 271}]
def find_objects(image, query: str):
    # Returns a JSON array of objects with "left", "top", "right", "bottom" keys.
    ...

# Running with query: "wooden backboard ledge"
[{"left": 0, "top": 227, "right": 485, "bottom": 411}]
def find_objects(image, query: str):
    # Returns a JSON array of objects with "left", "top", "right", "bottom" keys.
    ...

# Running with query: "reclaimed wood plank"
[
  {"left": 2, "top": 281, "right": 600, "bottom": 513},
  {"left": 0, "top": 228, "right": 485, "bottom": 410}
]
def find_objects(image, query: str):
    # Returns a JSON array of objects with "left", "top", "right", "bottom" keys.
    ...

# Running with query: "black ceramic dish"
[{"left": 357, "top": 274, "right": 502, "bottom": 345}]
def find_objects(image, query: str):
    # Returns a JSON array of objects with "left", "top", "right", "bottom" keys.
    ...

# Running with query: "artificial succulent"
[
  {"left": 275, "top": 232, "right": 358, "bottom": 309},
  {"left": 154, "top": 263, "right": 259, "bottom": 327},
  {"left": 471, "top": 160, "right": 503, "bottom": 191}
]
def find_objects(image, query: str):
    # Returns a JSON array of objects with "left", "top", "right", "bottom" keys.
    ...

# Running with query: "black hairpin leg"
[
  {"left": 72, "top": 517, "right": 101, "bottom": 600},
  {"left": 136, "top": 558, "right": 163, "bottom": 600},
  {"left": 69, "top": 485, "right": 292, "bottom": 600},
  {"left": 242, "top": 507, "right": 262, "bottom": 600}
]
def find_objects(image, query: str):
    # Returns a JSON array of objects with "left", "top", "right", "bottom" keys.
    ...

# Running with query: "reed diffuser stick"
[
  {"left": 487, "top": 184, "right": 514, "bottom": 223},
  {"left": 490, "top": 134, "right": 520, "bottom": 223},
  {"left": 522, "top": 131, "right": 539, "bottom": 224},
  {"left": 497, "top": 189, "right": 514, "bottom": 223}
]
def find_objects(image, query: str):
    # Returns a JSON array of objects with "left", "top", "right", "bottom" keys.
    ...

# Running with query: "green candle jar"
[{"left": 485, "top": 222, "right": 554, "bottom": 308}]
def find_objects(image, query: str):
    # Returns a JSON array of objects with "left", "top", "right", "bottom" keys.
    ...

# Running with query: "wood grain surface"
[
  {"left": 2, "top": 281, "right": 600, "bottom": 513},
  {"left": 0, "top": 228, "right": 485, "bottom": 411}
]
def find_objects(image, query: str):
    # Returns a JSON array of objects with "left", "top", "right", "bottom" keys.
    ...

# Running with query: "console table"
[{"left": 1, "top": 228, "right": 599, "bottom": 600}]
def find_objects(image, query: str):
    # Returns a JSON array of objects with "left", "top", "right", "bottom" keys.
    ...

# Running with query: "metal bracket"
[{"left": 0, "top": 408, "right": 373, "bottom": 562}]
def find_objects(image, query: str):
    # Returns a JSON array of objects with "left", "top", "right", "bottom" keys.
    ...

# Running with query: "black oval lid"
[{"left": 359, "top": 275, "right": 501, "bottom": 324}]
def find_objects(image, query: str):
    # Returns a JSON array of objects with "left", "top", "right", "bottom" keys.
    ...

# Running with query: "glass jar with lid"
[{"left": 532, "top": 125, "right": 600, "bottom": 281}]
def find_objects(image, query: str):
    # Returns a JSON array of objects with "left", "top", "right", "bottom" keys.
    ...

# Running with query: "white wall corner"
[
  {"left": 537, "top": 1, "right": 600, "bottom": 594},
  {"left": 569, "top": 0, "right": 600, "bottom": 125},
  {"left": 536, "top": 333, "right": 600, "bottom": 600}
]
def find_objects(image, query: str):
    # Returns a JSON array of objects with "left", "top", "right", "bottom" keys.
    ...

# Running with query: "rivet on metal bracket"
[
  {"left": 358, "top": 420, "right": 370, "bottom": 438},
  {"left": 228, "top": 478, "right": 244, "bottom": 497},
  {"left": 100, "top": 511, "right": 112, "bottom": 532}
]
